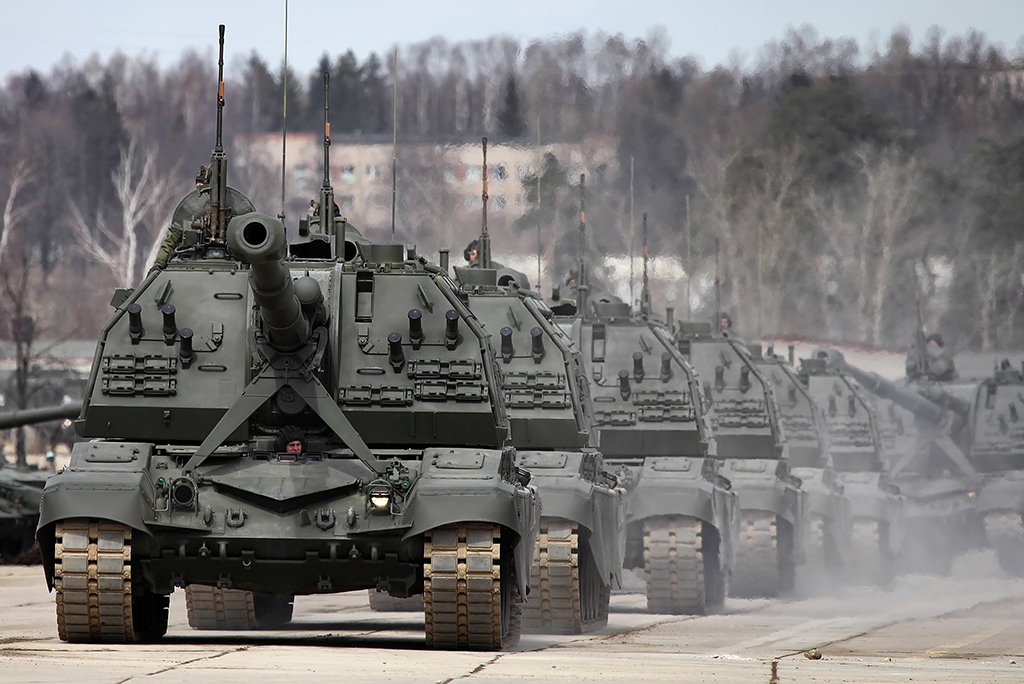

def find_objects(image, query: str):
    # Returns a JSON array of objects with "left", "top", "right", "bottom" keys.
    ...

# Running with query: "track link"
[
  {"left": 54, "top": 519, "right": 167, "bottom": 643},
  {"left": 523, "top": 517, "right": 609, "bottom": 633},
  {"left": 731, "top": 511, "right": 783, "bottom": 599},
  {"left": 367, "top": 589, "right": 424, "bottom": 612},
  {"left": 984, "top": 511, "right": 1024, "bottom": 578},
  {"left": 643, "top": 516, "right": 716, "bottom": 614},
  {"left": 424, "top": 523, "right": 520, "bottom": 650},
  {"left": 185, "top": 586, "right": 259, "bottom": 629}
]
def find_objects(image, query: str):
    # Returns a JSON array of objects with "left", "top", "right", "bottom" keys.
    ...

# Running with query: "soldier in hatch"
[
  {"left": 150, "top": 166, "right": 210, "bottom": 273},
  {"left": 274, "top": 425, "right": 307, "bottom": 456}
]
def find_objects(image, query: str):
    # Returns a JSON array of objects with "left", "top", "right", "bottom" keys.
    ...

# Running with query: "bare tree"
[
  {"left": 68, "top": 137, "right": 171, "bottom": 287},
  {"left": 0, "top": 158, "right": 35, "bottom": 271}
]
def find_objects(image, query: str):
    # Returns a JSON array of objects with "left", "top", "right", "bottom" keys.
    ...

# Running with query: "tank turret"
[{"left": 819, "top": 349, "right": 952, "bottom": 424}]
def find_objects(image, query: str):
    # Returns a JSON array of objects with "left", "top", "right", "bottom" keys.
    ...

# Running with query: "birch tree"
[{"left": 69, "top": 138, "right": 171, "bottom": 287}]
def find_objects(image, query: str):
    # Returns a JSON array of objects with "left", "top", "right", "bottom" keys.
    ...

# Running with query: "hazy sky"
[{"left": 1, "top": 0, "right": 1022, "bottom": 79}]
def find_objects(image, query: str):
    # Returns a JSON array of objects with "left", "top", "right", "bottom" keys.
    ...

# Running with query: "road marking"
[{"left": 924, "top": 620, "right": 1015, "bottom": 657}]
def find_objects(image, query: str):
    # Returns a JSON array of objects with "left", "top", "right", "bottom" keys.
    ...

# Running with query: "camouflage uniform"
[
  {"left": 152, "top": 166, "right": 209, "bottom": 271},
  {"left": 153, "top": 224, "right": 184, "bottom": 269}
]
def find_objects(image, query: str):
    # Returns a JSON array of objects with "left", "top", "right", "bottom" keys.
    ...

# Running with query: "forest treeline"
[{"left": 0, "top": 25, "right": 1023, "bottom": 351}]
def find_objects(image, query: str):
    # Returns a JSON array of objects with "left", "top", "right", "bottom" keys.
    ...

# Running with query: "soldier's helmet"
[{"left": 463, "top": 239, "right": 479, "bottom": 263}]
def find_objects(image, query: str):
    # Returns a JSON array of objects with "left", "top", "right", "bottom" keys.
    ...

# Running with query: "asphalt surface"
[{"left": 2, "top": 550, "right": 1023, "bottom": 684}]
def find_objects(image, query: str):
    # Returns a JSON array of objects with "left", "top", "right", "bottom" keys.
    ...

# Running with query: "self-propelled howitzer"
[
  {"left": 675, "top": 322, "right": 804, "bottom": 599},
  {"left": 819, "top": 348, "right": 979, "bottom": 575},
  {"left": 560, "top": 297, "right": 736, "bottom": 615},
  {"left": 750, "top": 345, "right": 849, "bottom": 588},
  {"left": 801, "top": 353, "right": 904, "bottom": 586},
  {"left": 455, "top": 266, "right": 623, "bottom": 634},
  {"left": 35, "top": 29, "right": 538, "bottom": 651}
]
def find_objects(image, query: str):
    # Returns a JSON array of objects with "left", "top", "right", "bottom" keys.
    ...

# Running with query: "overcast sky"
[{"left": 1, "top": 0, "right": 1022, "bottom": 80}]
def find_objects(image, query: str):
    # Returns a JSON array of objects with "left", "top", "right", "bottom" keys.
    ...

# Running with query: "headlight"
[{"left": 369, "top": 488, "right": 391, "bottom": 509}]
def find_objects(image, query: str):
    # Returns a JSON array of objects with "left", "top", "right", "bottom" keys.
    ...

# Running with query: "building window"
[
  {"left": 465, "top": 166, "right": 481, "bottom": 182},
  {"left": 464, "top": 194, "right": 481, "bottom": 210},
  {"left": 366, "top": 165, "right": 382, "bottom": 181},
  {"left": 340, "top": 165, "right": 356, "bottom": 184},
  {"left": 492, "top": 195, "right": 507, "bottom": 211},
  {"left": 339, "top": 195, "right": 356, "bottom": 210},
  {"left": 516, "top": 164, "right": 535, "bottom": 181},
  {"left": 491, "top": 164, "right": 508, "bottom": 181},
  {"left": 443, "top": 164, "right": 457, "bottom": 184}
]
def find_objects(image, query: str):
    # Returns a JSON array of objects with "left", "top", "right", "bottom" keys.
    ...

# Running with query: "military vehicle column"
[{"left": 554, "top": 209, "right": 737, "bottom": 615}]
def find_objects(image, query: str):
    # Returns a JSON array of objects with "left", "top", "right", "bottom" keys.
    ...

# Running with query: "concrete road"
[{"left": 2, "top": 551, "right": 1023, "bottom": 683}]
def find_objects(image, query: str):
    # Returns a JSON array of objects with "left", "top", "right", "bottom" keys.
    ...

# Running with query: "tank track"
[
  {"left": 185, "top": 586, "right": 294, "bottom": 629},
  {"left": 185, "top": 586, "right": 257, "bottom": 629},
  {"left": 643, "top": 516, "right": 718, "bottom": 614},
  {"left": 522, "top": 517, "right": 609, "bottom": 634},
  {"left": 54, "top": 519, "right": 168, "bottom": 643},
  {"left": 984, "top": 511, "right": 1024, "bottom": 578},
  {"left": 847, "top": 519, "right": 893, "bottom": 586},
  {"left": 423, "top": 522, "right": 521, "bottom": 650},
  {"left": 367, "top": 589, "right": 424, "bottom": 612},
  {"left": 731, "top": 511, "right": 784, "bottom": 599}
]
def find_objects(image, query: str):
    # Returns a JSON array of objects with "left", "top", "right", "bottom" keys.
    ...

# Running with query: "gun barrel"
[
  {"left": 817, "top": 348, "right": 946, "bottom": 423},
  {"left": 0, "top": 403, "right": 83, "bottom": 430},
  {"left": 227, "top": 212, "right": 310, "bottom": 351}
]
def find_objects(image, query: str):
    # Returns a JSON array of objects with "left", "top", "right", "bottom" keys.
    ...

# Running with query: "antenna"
[
  {"left": 629, "top": 156, "right": 635, "bottom": 307},
  {"left": 577, "top": 173, "right": 588, "bottom": 318},
  {"left": 210, "top": 24, "right": 228, "bottom": 245},
  {"left": 319, "top": 72, "right": 335, "bottom": 235},
  {"left": 278, "top": 0, "right": 288, "bottom": 221},
  {"left": 714, "top": 238, "right": 722, "bottom": 335},
  {"left": 685, "top": 193, "right": 691, "bottom": 321},
  {"left": 914, "top": 289, "right": 927, "bottom": 375},
  {"left": 536, "top": 117, "right": 541, "bottom": 289},
  {"left": 641, "top": 211, "right": 651, "bottom": 315},
  {"left": 391, "top": 47, "right": 398, "bottom": 242},
  {"left": 479, "top": 137, "right": 492, "bottom": 268}
]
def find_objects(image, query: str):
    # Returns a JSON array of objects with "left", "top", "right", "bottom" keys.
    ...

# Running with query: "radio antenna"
[
  {"left": 577, "top": 173, "right": 588, "bottom": 319},
  {"left": 278, "top": 0, "right": 288, "bottom": 221},
  {"left": 714, "top": 238, "right": 722, "bottom": 335},
  {"left": 209, "top": 24, "right": 228, "bottom": 245},
  {"left": 629, "top": 156, "right": 635, "bottom": 307},
  {"left": 318, "top": 72, "right": 335, "bottom": 235},
  {"left": 641, "top": 211, "right": 651, "bottom": 315},
  {"left": 391, "top": 47, "right": 398, "bottom": 242},
  {"left": 536, "top": 117, "right": 542, "bottom": 288},
  {"left": 479, "top": 137, "right": 492, "bottom": 268}
]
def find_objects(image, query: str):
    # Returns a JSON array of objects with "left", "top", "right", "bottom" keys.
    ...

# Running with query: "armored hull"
[
  {"left": 565, "top": 303, "right": 735, "bottom": 615},
  {"left": 820, "top": 349, "right": 981, "bottom": 575},
  {"left": 676, "top": 325, "right": 803, "bottom": 598},
  {"left": 967, "top": 363, "right": 1024, "bottom": 577},
  {"left": 37, "top": 211, "right": 540, "bottom": 650},
  {"left": 753, "top": 348, "right": 850, "bottom": 589},
  {"left": 802, "top": 354, "right": 903, "bottom": 585}
]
